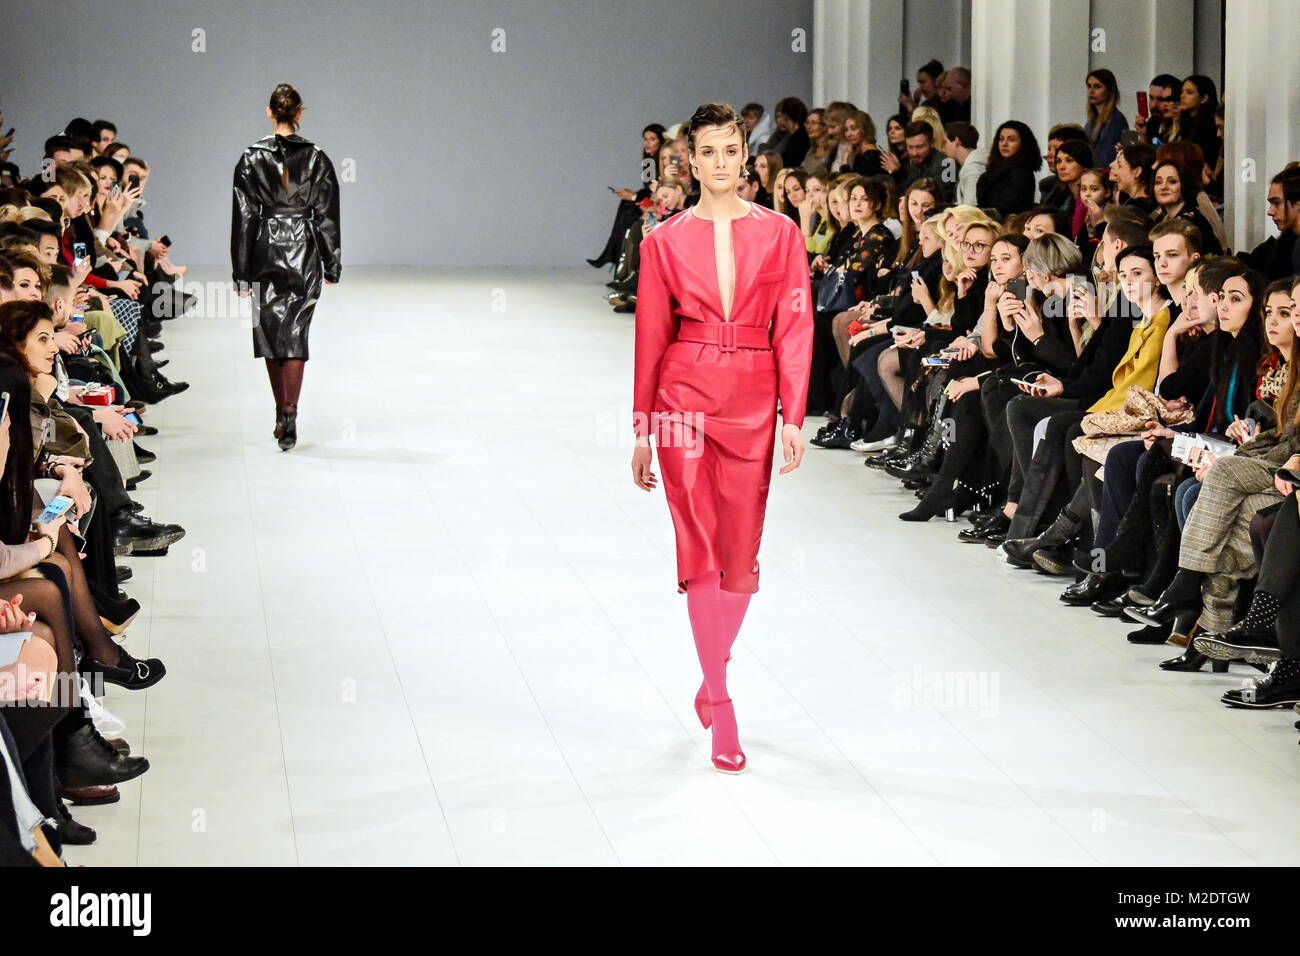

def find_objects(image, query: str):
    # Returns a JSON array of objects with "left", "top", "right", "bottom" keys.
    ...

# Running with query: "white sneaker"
[{"left": 851, "top": 434, "right": 898, "bottom": 453}]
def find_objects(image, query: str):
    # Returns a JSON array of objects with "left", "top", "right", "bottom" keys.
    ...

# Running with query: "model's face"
[
  {"left": 905, "top": 134, "right": 931, "bottom": 165},
  {"left": 691, "top": 124, "right": 746, "bottom": 194},
  {"left": 785, "top": 177, "right": 805, "bottom": 206},
  {"left": 1153, "top": 165, "right": 1182, "bottom": 207},
  {"left": 1264, "top": 292, "right": 1294, "bottom": 349},
  {"left": 961, "top": 226, "right": 993, "bottom": 269},
  {"left": 805, "top": 113, "right": 825, "bottom": 139},
  {"left": 1079, "top": 173, "right": 1109, "bottom": 207},
  {"left": 919, "top": 223, "right": 943, "bottom": 257},
  {"left": 1216, "top": 276, "right": 1252, "bottom": 335},
  {"left": 22, "top": 319, "right": 57, "bottom": 375},
  {"left": 989, "top": 241, "right": 1024, "bottom": 285},
  {"left": 1024, "top": 214, "right": 1055, "bottom": 240},
  {"left": 1086, "top": 76, "right": 1108, "bottom": 106},
  {"left": 11, "top": 268, "right": 42, "bottom": 302},
  {"left": 997, "top": 128, "right": 1020, "bottom": 159},
  {"left": 35, "top": 235, "right": 59, "bottom": 264},
  {"left": 907, "top": 190, "right": 935, "bottom": 226},
  {"left": 887, "top": 119, "right": 905, "bottom": 144},
  {"left": 1152, "top": 235, "right": 1196, "bottom": 288},
  {"left": 1055, "top": 153, "right": 1084, "bottom": 184},
  {"left": 1180, "top": 80, "right": 1203, "bottom": 113},
  {"left": 1267, "top": 184, "right": 1299, "bottom": 233}
]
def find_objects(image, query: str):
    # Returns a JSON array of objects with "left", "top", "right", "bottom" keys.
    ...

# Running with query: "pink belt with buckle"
[{"left": 675, "top": 319, "right": 771, "bottom": 352}]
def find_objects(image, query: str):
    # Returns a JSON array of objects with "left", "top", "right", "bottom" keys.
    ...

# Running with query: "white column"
[
  {"left": 1088, "top": 0, "right": 1195, "bottom": 125},
  {"left": 1224, "top": 0, "right": 1300, "bottom": 253},
  {"left": 970, "top": 0, "right": 1090, "bottom": 155}
]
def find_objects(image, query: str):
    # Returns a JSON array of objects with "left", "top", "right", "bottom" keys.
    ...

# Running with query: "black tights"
[{"left": 265, "top": 358, "right": 305, "bottom": 412}]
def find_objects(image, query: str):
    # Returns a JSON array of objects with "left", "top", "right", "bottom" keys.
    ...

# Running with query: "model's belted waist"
[
  {"left": 261, "top": 206, "right": 312, "bottom": 219},
  {"left": 675, "top": 319, "right": 770, "bottom": 352}
]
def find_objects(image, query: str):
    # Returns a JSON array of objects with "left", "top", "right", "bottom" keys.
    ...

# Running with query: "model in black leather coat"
[{"left": 231, "top": 133, "right": 341, "bottom": 360}]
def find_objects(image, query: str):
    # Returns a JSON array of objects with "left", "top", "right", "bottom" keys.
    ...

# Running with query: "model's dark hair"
[
  {"left": 687, "top": 103, "right": 745, "bottom": 155},
  {"left": 269, "top": 83, "right": 304, "bottom": 130},
  {"left": 0, "top": 354, "right": 34, "bottom": 546},
  {"left": 0, "top": 300, "right": 53, "bottom": 377}
]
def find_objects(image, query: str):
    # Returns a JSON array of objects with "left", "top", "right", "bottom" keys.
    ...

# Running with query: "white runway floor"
[{"left": 74, "top": 266, "right": 1300, "bottom": 866}]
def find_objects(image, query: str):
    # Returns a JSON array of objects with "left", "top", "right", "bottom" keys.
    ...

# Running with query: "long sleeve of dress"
[
  {"left": 0, "top": 539, "right": 50, "bottom": 582},
  {"left": 772, "top": 222, "right": 814, "bottom": 428},
  {"left": 632, "top": 237, "right": 676, "bottom": 438},
  {"left": 231, "top": 154, "right": 258, "bottom": 288},
  {"left": 314, "top": 153, "right": 342, "bottom": 283}
]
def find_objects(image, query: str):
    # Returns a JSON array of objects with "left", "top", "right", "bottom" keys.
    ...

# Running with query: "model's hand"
[
  {"left": 779, "top": 423, "right": 803, "bottom": 474},
  {"left": 631, "top": 439, "right": 657, "bottom": 491}
]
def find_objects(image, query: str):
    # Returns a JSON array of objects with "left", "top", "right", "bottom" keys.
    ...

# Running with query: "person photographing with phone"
[{"left": 232, "top": 83, "right": 342, "bottom": 451}]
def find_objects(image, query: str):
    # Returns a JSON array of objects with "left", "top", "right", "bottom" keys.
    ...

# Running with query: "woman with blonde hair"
[{"left": 835, "top": 110, "right": 884, "bottom": 176}]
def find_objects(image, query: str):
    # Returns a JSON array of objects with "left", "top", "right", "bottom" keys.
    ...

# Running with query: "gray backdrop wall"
[{"left": 1, "top": 0, "right": 813, "bottom": 269}]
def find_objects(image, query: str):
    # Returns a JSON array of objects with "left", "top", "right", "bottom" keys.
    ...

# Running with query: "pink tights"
[{"left": 685, "top": 570, "right": 751, "bottom": 758}]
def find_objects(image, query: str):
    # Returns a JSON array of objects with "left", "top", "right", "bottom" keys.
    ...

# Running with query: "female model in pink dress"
[{"left": 631, "top": 103, "right": 813, "bottom": 774}]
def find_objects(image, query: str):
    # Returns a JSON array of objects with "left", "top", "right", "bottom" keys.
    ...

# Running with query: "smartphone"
[
  {"left": 607, "top": 186, "right": 617, "bottom": 192},
  {"left": 73, "top": 242, "right": 87, "bottom": 263},
  {"left": 911, "top": 270, "right": 921, "bottom": 282},
  {"left": 645, "top": 211, "right": 658, "bottom": 228},
  {"left": 1136, "top": 91, "right": 1149, "bottom": 119},
  {"left": 110, "top": 183, "right": 121, "bottom": 198},
  {"left": 900, "top": 78, "right": 910, "bottom": 95},
  {"left": 1276, "top": 468, "right": 1300, "bottom": 486},
  {"left": 921, "top": 356, "right": 950, "bottom": 367},
  {"left": 1009, "top": 374, "right": 1041, "bottom": 390},
  {"left": 1239, "top": 417, "right": 1258, "bottom": 440},
  {"left": 124, "top": 412, "right": 141, "bottom": 426},
  {"left": 1006, "top": 277, "right": 1029, "bottom": 302},
  {"left": 36, "top": 496, "right": 75, "bottom": 524},
  {"left": 127, "top": 174, "right": 141, "bottom": 191},
  {"left": 890, "top": 325, "right": 920, "bottom": 334},
  {"left": 0, "top": 390, "right": 8, "bottom": 425}
]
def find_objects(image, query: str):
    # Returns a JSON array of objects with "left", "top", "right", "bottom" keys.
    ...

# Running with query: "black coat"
[
  {"left": 976, "top": 162, "right": 1037, "bottom": 217},
  {"left": 231, "top": 133, "right": 341, "bottom": 360}
]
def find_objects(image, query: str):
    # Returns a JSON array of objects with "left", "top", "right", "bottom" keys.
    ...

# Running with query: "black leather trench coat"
[{"left": 231, "top": 133, "right": 341, "bottom": 360}]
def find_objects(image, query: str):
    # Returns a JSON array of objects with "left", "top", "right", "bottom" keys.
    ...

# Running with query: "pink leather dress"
[{"left": 633, "top": 202, "right": 813, "bottom": 594}]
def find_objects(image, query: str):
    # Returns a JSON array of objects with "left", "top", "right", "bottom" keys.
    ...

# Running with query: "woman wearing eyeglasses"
[{"left": 631, "top": 103, "right": 813, "bottom": 775}]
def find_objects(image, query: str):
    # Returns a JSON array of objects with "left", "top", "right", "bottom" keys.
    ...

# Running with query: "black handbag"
[{"left": 816, "top": 267, "right": 859, "bottom": 314}]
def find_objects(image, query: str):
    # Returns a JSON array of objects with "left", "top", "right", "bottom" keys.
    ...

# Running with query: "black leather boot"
[{"left": 56, "top": 723, "right": 150, "bottom": 789}]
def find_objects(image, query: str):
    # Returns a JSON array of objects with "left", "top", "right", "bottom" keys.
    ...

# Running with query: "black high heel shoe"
[{"left": 899, "top": 485, "right": 975, "bottom": 522}]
